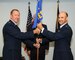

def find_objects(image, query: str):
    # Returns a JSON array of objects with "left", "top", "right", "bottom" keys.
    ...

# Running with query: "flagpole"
[
  {"left": 36, "top": 39, "right": 39, "bottom": 60},
  {"left": 28, "top": 2, "right": 30, "bottom": 7},
  {"left": 27, "top": 2, "right": 31, "bottom": 60},
  {"left": 56, "top": 0, "right": 60, "bottom": 32},
  {"left": 57, "top": 0, "right": 59, "bottom": 3},
  {"left": 37, "top": 47, "right": 39, "bottom": 60}
]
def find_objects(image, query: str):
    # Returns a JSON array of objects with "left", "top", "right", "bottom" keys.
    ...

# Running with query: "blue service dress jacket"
[
  {"left": 42, "top": 24, "right": 73, "bottom": 60},
  {"left": 2, "top": 20, "right": 34, "bottom": 60}
]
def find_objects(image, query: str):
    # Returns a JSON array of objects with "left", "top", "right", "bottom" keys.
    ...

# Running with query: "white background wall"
[{"left": 0, "top": 0, "right": 75, "bottom": 60}]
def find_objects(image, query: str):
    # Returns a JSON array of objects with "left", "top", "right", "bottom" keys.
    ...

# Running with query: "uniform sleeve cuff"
[{"left": 41, "top": 28, "right": 44, "bottom": 33}]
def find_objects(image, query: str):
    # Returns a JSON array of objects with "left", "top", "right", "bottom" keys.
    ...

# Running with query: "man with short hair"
[
  {"left": 37, "top": 11, "right": 74, "bottom": 60},
  {"left": 2, "top": 9, "right": 40, "bottom": 60}
]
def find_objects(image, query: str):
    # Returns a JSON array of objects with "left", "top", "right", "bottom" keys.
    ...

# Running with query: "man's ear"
[{"left": 66, "top": 17, "right": 68, "bottom": 22}]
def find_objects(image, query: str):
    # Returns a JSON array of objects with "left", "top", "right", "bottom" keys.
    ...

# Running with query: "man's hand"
[
  {"left": 33, "top": 28, "right": 40, "bottom": 34},
  {"left": 37, "top": 22, "right": 43, "bottom": 30},
  {"left": 27, "top": 50, "right": 31, "bottom": 56},
  {"left": 33, "top": 43, "right": 40, "bottom": 48}
]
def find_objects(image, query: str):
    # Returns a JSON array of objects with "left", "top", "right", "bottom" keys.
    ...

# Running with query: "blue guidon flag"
[{"left": 32, "top": 0, "right": 43, "bottom": 28}]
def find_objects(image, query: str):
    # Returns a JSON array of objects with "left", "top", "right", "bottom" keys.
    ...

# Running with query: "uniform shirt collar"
[
  {"left": 60, "top": 22, "right": 68, "bottom": 28},
  {"left": 10, "top": 19, "right": 17, "bottom": 25}
]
